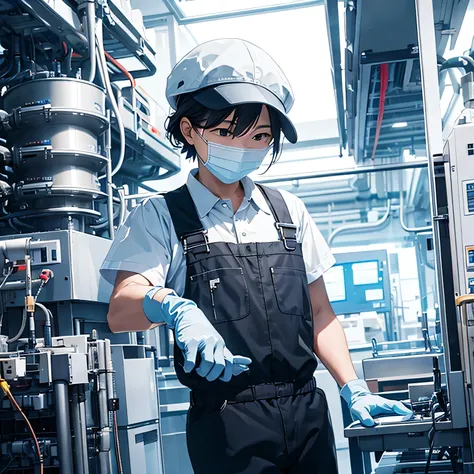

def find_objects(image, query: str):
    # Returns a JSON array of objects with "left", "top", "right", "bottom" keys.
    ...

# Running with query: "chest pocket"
[
  {"left": 188, "top": 267, "right": 251, "bottom": 324},
  {"left": 271, "top": 267, "right": 313, "bottom": 321}
]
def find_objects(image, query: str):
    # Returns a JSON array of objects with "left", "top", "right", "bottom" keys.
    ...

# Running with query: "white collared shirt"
[{"left": 100, "top": 170, "right": 335, "bottom": 295}]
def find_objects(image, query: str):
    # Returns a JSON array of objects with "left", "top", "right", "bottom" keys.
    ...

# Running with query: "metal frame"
[
  {"left": 256, "top": 160, "right": 428, "bottom": 184},
  {"left": 415, "top": 0, "right": 468, "bottom": 432},
  {"left": 323, "top": 0, "right": 346, "bottom": 149},
  {"left": 160, "top": 0, "right": 324, "bottom": 24}
]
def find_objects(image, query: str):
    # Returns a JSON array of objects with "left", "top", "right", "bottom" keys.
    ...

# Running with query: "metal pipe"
[
  {"left": 328, "top": 199, "right": 392, "bottom": 246},
  {"left": 399, "top": 190, "right": 432, "bottom": 233},
  {"left": 105, "top": 110, "right": 115, "bottom": 240},
  {"left": 0, "top": 279, "right": 42, "bottom": 291},
  {"left": 104, "top": 339, "right": 114, "bottom": 401},
  {"left": 74, "top": 318, "right": 81, "bottom": 335},
  {"left": 97, "top": 341, "right": 112, "bottom": 474},
  {"left": 118, "top": 187, "right": 126, "bottom": 227},
  {"left": 85, "top": 1, "right": 96, "bottom": 82},
  {"left": 124, "top": 192, "right": 160, "bottom": 201},
  {"left": 96, "top": 20, "right": 125, "bottom": 180},
  {"left": 256, "top": 160, "right": 428, "bottom": 184},
  {"left": 71, "top": 387, "right": 86, "bottom": 474},
  {"left": 54, "top": 380, "right": 74, "bottom": 474},
  {"left": 78, "top": 388, "right": 89, "bottom": 474},
  {"left": 36, "top": 302, "right": 52, "bottom": 348}
]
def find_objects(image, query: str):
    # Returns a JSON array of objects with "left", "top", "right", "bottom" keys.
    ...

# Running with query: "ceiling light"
[{"left": 392, "top": 122, "right": 408, "bottom": 128}]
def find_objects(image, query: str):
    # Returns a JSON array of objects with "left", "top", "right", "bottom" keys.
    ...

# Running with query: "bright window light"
[
  {"left": 185, "top": 6, "right": 337, "bottom": 125},
  {"left": 392, "top": 122, "right": 408, "bottom": 128}
]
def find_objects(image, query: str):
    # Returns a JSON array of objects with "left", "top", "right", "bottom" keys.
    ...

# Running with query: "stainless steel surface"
[
  {"left": 3, "top": 78, "right": 106, "bottom": 118},
  {"left": 52, "top": 353, "right": 89, "bottom": 385},
  {"left": 112, "top": 344, "right": 164, "bottom": 474},
  {"left": 0, "top": 231, "right": 113, "bottom": 304},
  {"left": 1, "top": 78, "right": 109, "bottom": 229},
  {"left": 363, "top": 353, "right": 444, "bottom": 380}
]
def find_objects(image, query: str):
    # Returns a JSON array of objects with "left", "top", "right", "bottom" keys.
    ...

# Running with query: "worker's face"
[{"left": 181, "top": 105, "right": 273, "bottom": 163}]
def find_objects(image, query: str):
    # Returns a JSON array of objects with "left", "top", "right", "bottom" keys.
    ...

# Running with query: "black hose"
[
  {"left": 35, "top": 302, "right": 52, "bottom": 348},
  {"left": 439, "top": 55, "right": 474, "bottom": 73},
  {"left": 19, "top": 35, "right": 29, "bottom": 70}
]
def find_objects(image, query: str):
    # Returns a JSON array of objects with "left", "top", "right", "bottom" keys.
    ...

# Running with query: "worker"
[{"left": 100, "top": 38, "right": 412, "bottom": 474}]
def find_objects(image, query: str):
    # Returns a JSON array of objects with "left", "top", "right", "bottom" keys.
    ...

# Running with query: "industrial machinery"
[
  {"left": 344, "top": 47, "right": 474, "bottom": 474},
  {"left": 0, "top": 0, "right": 179, "bottom": 473}
]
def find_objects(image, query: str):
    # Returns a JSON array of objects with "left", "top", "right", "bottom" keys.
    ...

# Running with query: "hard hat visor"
[{"left": 194, "top": 83, "right": 298, "bottom": 143}]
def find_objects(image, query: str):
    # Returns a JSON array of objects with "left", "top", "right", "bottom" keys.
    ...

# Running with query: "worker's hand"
[
  {"left": 161, "top": 292, "right": 252, "bottom": 382},
  {"left": 340, "top": 379, "right": 413, "bottom": 427}
]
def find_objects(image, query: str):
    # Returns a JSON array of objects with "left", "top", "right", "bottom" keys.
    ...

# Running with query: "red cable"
[
  {"left": 371, "top": 63, "right": 389, "bottom": 160},
  {"left": 104, "top": 51, "right": 136, "bottom": 88}
]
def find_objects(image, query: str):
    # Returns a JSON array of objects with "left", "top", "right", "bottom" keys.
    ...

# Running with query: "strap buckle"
[
  {"left": 275, "top": 222, "right": 297, "bottom": 251},
  {"left": 182, "top": 229, "right": 210, "bottom": 255}
]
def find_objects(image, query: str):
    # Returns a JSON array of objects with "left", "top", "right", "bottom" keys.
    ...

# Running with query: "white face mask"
[{"left": 195, "top": 130, "right": 271, "bottom": 184}]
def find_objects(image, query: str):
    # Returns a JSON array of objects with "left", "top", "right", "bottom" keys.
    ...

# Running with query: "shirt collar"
[
  {"left": 241, "top": 175, "right": 272, "bottom": 215},
  {"left": 186, "top": 169, "right": 272, "bottom": 218},
  {"left": 186, "top": 169, "right": 220, "bottom": 219}
]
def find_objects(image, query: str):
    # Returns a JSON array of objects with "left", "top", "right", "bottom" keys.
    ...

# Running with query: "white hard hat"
[{"left": 166, "top": 38, "right": 297, "bottom": 143}]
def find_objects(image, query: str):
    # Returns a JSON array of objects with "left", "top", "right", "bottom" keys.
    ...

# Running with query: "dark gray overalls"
[{"left": 164, "top": 184, "right": 338, "bottom": 474}]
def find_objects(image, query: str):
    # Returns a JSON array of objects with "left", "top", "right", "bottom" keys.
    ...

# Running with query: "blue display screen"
[{"left": 468, "top": 183, "right": 474, "bottom": 213}]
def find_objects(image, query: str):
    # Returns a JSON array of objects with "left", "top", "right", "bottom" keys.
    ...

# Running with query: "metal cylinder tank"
[{"left": 1, "top": 77, "right": 109, "bottom": 231}]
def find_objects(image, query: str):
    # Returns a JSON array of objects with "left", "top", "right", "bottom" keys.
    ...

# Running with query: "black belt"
[{"left": 190, "top": 378, "right": 316, "bottom": 407}]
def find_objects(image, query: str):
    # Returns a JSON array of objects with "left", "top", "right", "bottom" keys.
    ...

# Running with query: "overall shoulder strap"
[
  {"left": 255, "top": 183, "right": 293, "bottom": 224},
  {"left": 255, "top": 184, "right": 297, "bottom": 251},
  {"left": 163, "top": 185, "right": 203, "bottom": 240}
]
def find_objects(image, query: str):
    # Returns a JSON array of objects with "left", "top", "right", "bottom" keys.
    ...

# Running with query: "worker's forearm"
[
  {"left": 107, "top": 284, "right": 173, "bottom": 333},
  {"left": 313, "top": 312, "right": 358, "bottom": 388}
]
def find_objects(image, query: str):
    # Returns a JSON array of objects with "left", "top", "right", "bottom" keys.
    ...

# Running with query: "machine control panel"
[
  {"left": 469, "top": 277, "right": 474, "bottom": 294},
  {"left": 467, "top": 246, "right": 474, "bottom": 270},
  {"left": 466, "top": 181, "right": 474, "bottom": 214},
  {"left": 30, "top": 239, "right": 61, "bottom": 265}
]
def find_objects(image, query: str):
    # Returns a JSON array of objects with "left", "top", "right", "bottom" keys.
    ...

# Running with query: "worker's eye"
[
  {"left": 212, "top": 128, "right": 233, "bottom": 137},
  {"left": 253, "top": 133, "right": 272, "bottom": 142}
]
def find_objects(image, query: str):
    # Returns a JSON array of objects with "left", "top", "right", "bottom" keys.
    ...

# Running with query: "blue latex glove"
[
  {"left": 341, "top": 379, "right": 413, "bottom": 427},
  {"left": 159, "top": 292, "right": 252, "bottom": 382}
]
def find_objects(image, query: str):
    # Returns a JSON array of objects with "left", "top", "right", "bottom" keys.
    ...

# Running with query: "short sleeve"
[
  {"left": 281, "top": 190, "right": 336, "bottom": 285},
  {"left": 99, "top": 197, "right": 173, "bottom": 287}
]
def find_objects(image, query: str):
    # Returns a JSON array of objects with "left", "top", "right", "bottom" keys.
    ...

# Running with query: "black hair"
[{"left": 165, "top": 89, "right": 283, "bottom": 166}]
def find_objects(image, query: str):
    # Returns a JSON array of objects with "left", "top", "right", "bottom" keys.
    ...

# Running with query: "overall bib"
[{"left": 164, "top": 184, "right": 338, "bottom": 474}]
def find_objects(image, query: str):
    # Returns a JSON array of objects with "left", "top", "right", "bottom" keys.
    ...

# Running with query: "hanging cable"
[
  {"left": 113, "top": 411, "right": 124, "bottom": 474},
  {"left": 0, "top": 379, "right": 43, "bottom": 473},
  {"left": 104, "top": 51, "right": 136, "bottom": 88},
  {"left": 371, "top": 63, "right": 389, "bottom": 160},
  {"left": 95, "top": 19, "right": 125, "bottom": 180}
]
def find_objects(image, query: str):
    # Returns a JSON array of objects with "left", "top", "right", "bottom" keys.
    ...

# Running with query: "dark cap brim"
[{"left": 193, "top": 83, "right": 298, "bottom": 144}]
